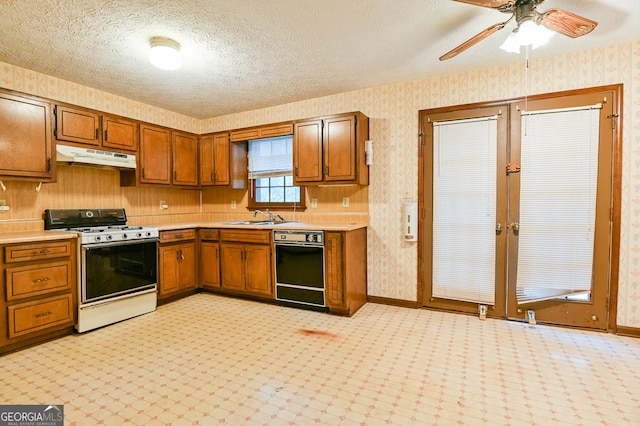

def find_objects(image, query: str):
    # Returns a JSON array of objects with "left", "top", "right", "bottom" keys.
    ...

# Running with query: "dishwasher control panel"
[{"left": 273, "top": 230, "right": 323, "bottom": 245}]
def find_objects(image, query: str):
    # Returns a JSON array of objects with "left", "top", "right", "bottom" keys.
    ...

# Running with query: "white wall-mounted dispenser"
[
  {"left": 365, "top": 140, "right": 373, "bottom": 165},
  {"left": 403, "top": 201, "right": 418, "bottom": 242}
]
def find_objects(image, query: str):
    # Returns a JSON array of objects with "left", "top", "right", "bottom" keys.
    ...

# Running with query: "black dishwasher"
[{"left": 273, "top": 230, "right": 327, "bottom": 310}]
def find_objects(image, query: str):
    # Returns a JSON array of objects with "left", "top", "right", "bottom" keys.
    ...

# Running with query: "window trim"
[{"left": 247, "top": 177, "right": 307, "bottom": 211}]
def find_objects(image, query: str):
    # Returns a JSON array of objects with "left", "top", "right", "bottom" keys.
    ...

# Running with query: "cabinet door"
[
  {"left": 213, "top": 133, "right": 230, "bottom": 185},
  {"left": 200, "top": 133, "right": 229, "bottom": 186},
  {"left": 244, "top": 245, "right": 272, "bottom": 296},
  {"left": 324, "top": 232, "right": 345, "bottom": 309},
  {"left": 54, "top": 105, "right": 100, "bottom": 146},
  {"left": 293, "top": 119, "right": 323, "bottom": 184},
  {"left": 159, "top": 245, "right": 180, "bottom": 295},
  {"left": 178, "top": 243, "right": 197, "bottom": 290},
  {"left": 201, "top": 242, "right": 220, "bottom": 288},
  {"left": 324, "top": 115, "right": 356, "bottom": 182},
  {"left": 103, "top": 116, "right": 138, "bottom": 151},
  {"left": 172, "top": 132, "right": 198, "bottom": 186},
  {"left": 140, "top": 124, "right": 171, "bottom": 184},
  {"left": 0, "top": 92, "right": 53, "bottom": 179},
  {"left": 199, "top": 134, "right": 214, "bottom": 186},
  {"left": 220, "top": 243, "right": 246, "bottom": 291}
]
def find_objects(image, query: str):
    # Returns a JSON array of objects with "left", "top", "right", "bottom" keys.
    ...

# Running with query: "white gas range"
[{"left": 44, "top": 209, "right": 159, "bottom": 333}]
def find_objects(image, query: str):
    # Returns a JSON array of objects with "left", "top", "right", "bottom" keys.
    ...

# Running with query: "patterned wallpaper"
[
  {"left": 1, "top": 39, "right": 639, "bottom": 327},
  {"left": 201, "top": 41, "right": 640, "bottom": 328}
]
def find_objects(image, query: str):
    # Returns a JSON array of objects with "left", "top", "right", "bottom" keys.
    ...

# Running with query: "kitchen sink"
[{"left": 223, "top": 220, "right": 286, "bottom": 226}]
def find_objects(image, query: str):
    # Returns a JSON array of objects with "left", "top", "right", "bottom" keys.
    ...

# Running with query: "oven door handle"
[
  {"left": 274, "top": 242, "right": 324, "bottom": 248},
  {"left": 82, "top": 238, "right": 159, "bottom": 250}
]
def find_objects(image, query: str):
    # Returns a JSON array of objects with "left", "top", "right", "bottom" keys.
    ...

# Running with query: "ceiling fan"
[{"left": 440, "top": 0, "right": 598, "bottom": 61}]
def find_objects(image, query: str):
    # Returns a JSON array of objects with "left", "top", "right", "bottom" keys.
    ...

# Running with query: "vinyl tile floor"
[{"left": 2, "top": 293, "right": 640, "bottom": 425}]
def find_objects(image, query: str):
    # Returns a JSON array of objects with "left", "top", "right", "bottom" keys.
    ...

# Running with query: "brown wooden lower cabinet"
[
  {"left": 324, "top": 228, "right": 367, "bottom": 316},
  {"left": 1, "top": 238, "right": 77, "bottom": 354},
  {"left": 200, "top": 229, "right": 221, "bottom": 290},
  {"left": 219, "top": 229, "right": 273, "bottom": 298},
  {"left": 158, "top": 230, "right": 197, "bottom": 301}
]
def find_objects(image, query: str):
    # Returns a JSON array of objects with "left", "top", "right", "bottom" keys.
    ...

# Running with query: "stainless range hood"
[{"left": 56, "top": 144, "right": 136, "bottom": 169}]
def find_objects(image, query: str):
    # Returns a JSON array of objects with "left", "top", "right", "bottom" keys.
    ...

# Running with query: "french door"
[{"left": 420, "top": 87, "right": 620, "bottom": 330}]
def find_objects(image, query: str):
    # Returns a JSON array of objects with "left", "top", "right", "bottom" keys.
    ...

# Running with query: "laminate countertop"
[
  {"left": 0, "top": 223, "right": 367, "bottom": 245},
  {"left": 156, "top": 222, "right": 368, "bottom": 232},
  {"left": 0, "top": 230, "right": 77, "bottom": 245}
]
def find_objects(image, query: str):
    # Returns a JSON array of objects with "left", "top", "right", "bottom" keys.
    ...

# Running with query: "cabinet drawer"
[
  {"left": 199, "top": 229, "right": 220, "bottom": 241},
  {"left": 5, "top": 240, "right": 73, "bottom": 263},
  {"left": 8, "top": 293, "right": 73, "bottom": 338},
  {"left": 160, "top": 229, "right": 196, "bottom": 243},
  {"left": 6, "top": 261, "right": 72, "bottom": 301},
  {"left": 220, "top": 229, "right": 271, "bottom": 244}
]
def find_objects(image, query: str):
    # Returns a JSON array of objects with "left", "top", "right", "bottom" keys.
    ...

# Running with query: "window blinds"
[
  {"left": 432, "top": 116, "right": 498, "bottom": 305},
  {"left": 515, "top": 105, "right": 601, "bottom": 304},
  {"left": 247, "top": 136, "right": 293, "bottom": 179}
]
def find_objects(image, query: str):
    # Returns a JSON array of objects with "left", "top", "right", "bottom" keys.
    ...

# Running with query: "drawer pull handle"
[
  {"left": 176, "top": 234, "right": 184, "bottom": 239},
  {"left": 33, "top": 277, "right": 51, "bottom": 283},
  {"left": 34, "top": 249, "right": 50, "bottom": 255},
  {"left": 35, "top": 311, "right": 53, "bottom": 318}
]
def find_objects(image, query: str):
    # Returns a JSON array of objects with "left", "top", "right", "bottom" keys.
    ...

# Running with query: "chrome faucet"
[
  {"left": 253, "top": 209, "right": 273, "bottom": 222},
  {"left": 253, "top": 209, "right": 285, "bottom": 223}
]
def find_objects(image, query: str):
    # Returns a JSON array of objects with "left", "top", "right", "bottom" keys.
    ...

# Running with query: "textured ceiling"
[{"left": 0, "top": 0, "right": 637, "bottom": 119}]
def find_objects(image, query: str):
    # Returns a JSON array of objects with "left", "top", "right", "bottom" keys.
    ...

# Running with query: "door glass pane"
[
  {"left": 432, "top": 117, "right": 497, "bottom": 304},
  {"left": 516, "top": 107, "right": 600, "bottom": 304}
]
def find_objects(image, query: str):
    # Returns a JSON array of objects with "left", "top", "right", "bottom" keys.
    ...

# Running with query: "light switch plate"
[
  {"left": 231, "top": 200, "right": 237, "bottom": 209},
  {"left": 311, "top": 198, "right": 318, "bottom": 208},
  {"left": 342, "top": 197, "right": 349, "bottom": 208}
]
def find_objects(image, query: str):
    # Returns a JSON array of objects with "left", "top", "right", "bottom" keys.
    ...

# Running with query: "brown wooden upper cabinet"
[
  {"left": 200, "top": 132, "right": 230, "bottom": 186},
  {"left": 139, "top": 124, "right": 171, "bottom": 184},
  {"left": 229, "top": 123, "right": 293, "bottom": 142},
  {"left": 54, "top": 105, "right": 138, "bottom": 152},
  {"left": 172, "top": 131, "right": 198, "bottom": 187},
  {"left": 293, "top": 112, "right": 369, "bottom": 186},
  {"left": 103, "top": 115, "right": 138, "bottom": 151},
  {"left": 0, "top": 91, "right": 54, "bottom": 181}
]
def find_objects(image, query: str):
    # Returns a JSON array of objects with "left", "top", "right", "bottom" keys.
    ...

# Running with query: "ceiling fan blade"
[
  {"left": 451, "top": 0, "right": 513, "bottom": 9},
  {"left": 539, "top": 8, "right": 597, "bottom": 38},
  {"left": 439, "top": 21, "right": 507, "bottom": 61}
]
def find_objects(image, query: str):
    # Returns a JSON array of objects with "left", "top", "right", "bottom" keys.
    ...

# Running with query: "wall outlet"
[
  {"left": 0, "top": 199, "right": 8, "bottom": 212},
  {"left": 311, "top": 198, "right": 318, "bottom": 208},
  {"left": 160, "top": 200, "right": 168, "bottom": 209},
  {"left": 0, "top": 199, "right": 6, "bottom": 206},
  {"left": 342, "top": 197, "right": 350, "bottom": 208},
  {"left": 231, "top": 200, "right": 237, "bottom": 209}
]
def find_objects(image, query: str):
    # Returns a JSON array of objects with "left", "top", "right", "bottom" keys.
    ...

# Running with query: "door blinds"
[
  {"left": 432, "top": 116, "right": 497, "bottom": 305},
  {"left": 515, "top": 105, "right": 601, "bottom": 304}
]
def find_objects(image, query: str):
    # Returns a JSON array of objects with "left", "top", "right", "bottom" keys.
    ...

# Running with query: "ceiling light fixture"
[
  {"left": 149, "top": 36, "right": 181, "bottom": 70},
  {"left": 499, "top": 16, "right": 554, "bottom": 54}
]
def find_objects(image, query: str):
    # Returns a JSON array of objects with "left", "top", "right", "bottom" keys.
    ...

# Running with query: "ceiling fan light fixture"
[
  {"left": 499, "top": 31, "right": 521, "bottom": 54},
  {"left": 149, "top": 36, "right": 181, "bottom": 70},
  {"left": 499, "top": 20, "right": 555, "bottom": 54}
]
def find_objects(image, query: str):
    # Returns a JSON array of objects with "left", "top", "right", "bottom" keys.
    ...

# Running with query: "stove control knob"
[
  {"left": 94, "top": 236, "right": 101, "bottom": 242},
  {"left": 122, "top": 233, "right": 128, "bottom": 239},
  {"left": 146, "top": 231, "right": 152, "bottom": 237},
  {"left": 106, "top": 235, "right": 113, "bottom": 241},
  {"left": 136, "top": 232, "right": 143, "bottom": 238}
]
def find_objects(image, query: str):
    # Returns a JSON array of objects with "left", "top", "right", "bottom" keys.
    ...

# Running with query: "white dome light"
[{"left": 149, "top": 37, "right": 181, "bottom": 70}]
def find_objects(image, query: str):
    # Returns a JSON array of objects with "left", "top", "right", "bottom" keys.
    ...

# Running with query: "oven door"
[{"left": 81, "top": 239, "right": 158, "bottom": 304}]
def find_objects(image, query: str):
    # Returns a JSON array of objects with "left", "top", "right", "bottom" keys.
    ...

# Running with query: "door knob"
[
  {"left": 510, "top": 222, "right": 520, "bottom": 231},
  {"left": 496, "top": 223, "right": 502, "bottom": 232}
]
